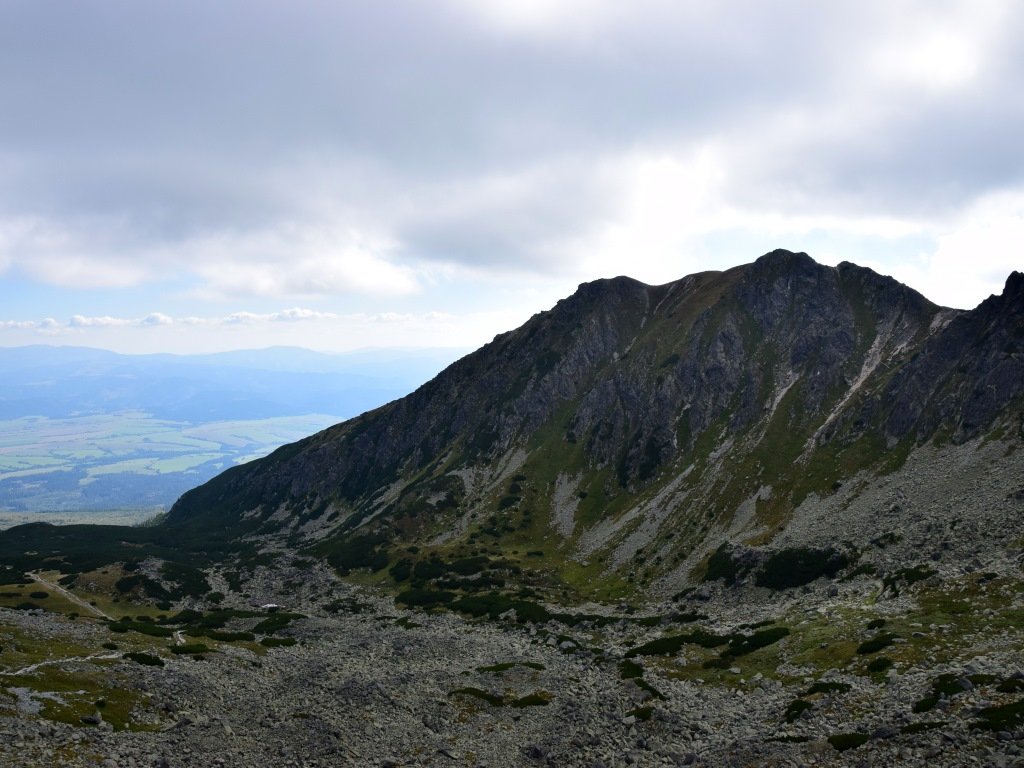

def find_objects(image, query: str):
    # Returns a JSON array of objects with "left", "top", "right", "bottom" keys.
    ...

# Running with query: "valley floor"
[{"left": 2, "top": 556, "right": 1024, "bottom": 768}]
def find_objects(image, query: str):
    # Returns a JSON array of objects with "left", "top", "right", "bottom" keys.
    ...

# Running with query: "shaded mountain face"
[{"left": 165, "top": 250, "right": 1024, "bottom": 595}]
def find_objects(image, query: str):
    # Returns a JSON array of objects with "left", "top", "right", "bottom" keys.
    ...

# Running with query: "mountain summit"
[{"left": 164, "top": 250, "right": 1024, "bottom": 595}]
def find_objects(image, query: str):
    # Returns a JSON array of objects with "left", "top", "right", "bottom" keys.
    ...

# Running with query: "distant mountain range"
[{"left": 0, "top": 345, "right": 466, "bottom": 422}]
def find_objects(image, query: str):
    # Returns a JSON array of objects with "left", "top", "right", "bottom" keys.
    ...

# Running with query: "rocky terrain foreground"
[
  {"left": 3, "top": 432, "right": 1024, "bottom": 768},
  {"left": 2, "top": 572, "right": 1023, "bottom": 768},
  {"left": 3, "top": 251, "right": 1023, "bottom": 766}
]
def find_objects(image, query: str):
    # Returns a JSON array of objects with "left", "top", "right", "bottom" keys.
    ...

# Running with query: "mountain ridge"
[{"left": 162, "top": 250, "right": 1024, "bottom": 596}]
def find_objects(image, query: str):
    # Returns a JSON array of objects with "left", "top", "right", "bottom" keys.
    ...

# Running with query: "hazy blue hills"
[{"left": 0, "top": 345, "right": 464, "bottom": 421}]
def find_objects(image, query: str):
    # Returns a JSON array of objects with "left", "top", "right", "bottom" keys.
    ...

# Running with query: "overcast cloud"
[{"left": 0, "top": 0, "right": 1022, "bottom": 353}]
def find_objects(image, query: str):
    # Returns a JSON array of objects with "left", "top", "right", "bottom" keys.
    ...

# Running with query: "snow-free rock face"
[{"left": 164, "top": 250, "right": 1024, "bottom": 593}]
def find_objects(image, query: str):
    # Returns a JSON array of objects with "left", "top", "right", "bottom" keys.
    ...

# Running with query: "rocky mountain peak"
[{"left": 162, "top": 251, "right": 1024, "bottom": 595}]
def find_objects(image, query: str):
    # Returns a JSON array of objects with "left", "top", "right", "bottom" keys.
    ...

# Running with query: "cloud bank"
[{"left": 0, "top": 0, "right": 1021, "bottom": 350}]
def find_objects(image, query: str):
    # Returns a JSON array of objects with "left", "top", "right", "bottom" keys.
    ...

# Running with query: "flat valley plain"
[{"left": 0, "top": 412, "right": 339, "bottom": 525}]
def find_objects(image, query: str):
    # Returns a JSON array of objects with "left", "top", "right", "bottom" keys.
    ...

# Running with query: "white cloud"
[
  {"left": 140, "top": 312, "right": 173, "bottom": 326},
  {"left": 69, "top": 314, "right": 134, "bottom": 328},
  {"left": 0, "top": 213, "right": 422, "bottom": 299},
  {"left": 222, "top": 308, "right": 339, "bottom": 324},
  {"left": 442, "top": 0, "right": 624, "bottom": 39},
  {"left": 864, "top": 189, "right": 1024, "bottom": 308},
  {"left": 865, "top": 1, "right": 1011, "bottom": 94}
]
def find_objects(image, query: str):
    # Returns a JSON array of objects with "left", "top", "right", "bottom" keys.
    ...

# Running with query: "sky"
[{"left": 1, "top": 0, "right": 1022, "bottom": 355}]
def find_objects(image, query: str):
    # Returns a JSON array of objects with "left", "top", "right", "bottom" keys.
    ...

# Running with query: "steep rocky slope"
[{"left": 163, "top": 250, "right": 1024, "bottom": 597}]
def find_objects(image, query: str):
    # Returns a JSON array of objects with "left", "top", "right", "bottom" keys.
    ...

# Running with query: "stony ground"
[
  {"left": 3, "top": 551, "right": 1024, "bottom": 768},
  {"left": 2, "top": 438, "right": 1023, "bottom": 767}
]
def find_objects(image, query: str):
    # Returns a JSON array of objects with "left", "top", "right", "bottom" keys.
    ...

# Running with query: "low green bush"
[
  {"left": 619, "top": 660, "right": 643, "bottom": 680},
  {"left": 627, "top": 705, "right": 653, "bottom": 721},
  {"left": 170, "top": 643, "right": 208, "bottom": 655},
  {"left": 107, "top": 619, "right": 173, "bottom": 638},
  {"left": 785, "top": 699, "right": 813, "bottom": 723},
  {"left": 396, "top": 588, "right": 455, "bottom": 608},
  {"left": 828, "top": 733, "right": 868, "bottom": 751},
  {"left": 867, "top": 657, "right": 893, "bottom": 673},
  {"left": 252, "top": 612, "right": 302, "bottom": 635},
  {"left": 856, "top": 634, "right": 896, "bottom": 654},
  {"left": 975, "top": 699, "right": 1024, "bottom": 731},
  {"left": 913, "top": 696, "right": 938, "bottom": 713},
  {"left": 124, "top": 651, "right": 164, "bottom": 667},
  {"left": 509, "top": 692, "right": 550, "bottom": 708},
  {"left": 757, "top": 547, "right": 851, "bottom": 590},
  {"left": 625, "top": 629, "right": 726, "bottom": 658},
  {"left": 728, "top": 626, "right": 790, "bottom": 656}
]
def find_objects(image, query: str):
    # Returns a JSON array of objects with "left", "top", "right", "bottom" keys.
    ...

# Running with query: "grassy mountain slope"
[{"left": 152, "top": 250, "right": 1023, "bottom": 597}]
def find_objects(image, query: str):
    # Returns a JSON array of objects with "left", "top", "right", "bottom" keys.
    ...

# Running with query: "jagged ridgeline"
[{"left": 4, "top": 250, "right": 1023, "bottom": 597}]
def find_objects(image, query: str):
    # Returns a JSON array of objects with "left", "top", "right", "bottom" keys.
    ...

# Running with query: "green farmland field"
[{"left": 0, "top": 412, "right": 338, "bottom": 525}]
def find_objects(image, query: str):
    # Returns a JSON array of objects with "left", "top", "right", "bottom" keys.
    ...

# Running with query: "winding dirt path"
[
  {"left": 0, "top": 652, "right": 121, "bottom": 677},
  {"left": 28, "top": 572, "right": 113, "bottom": 621}
]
